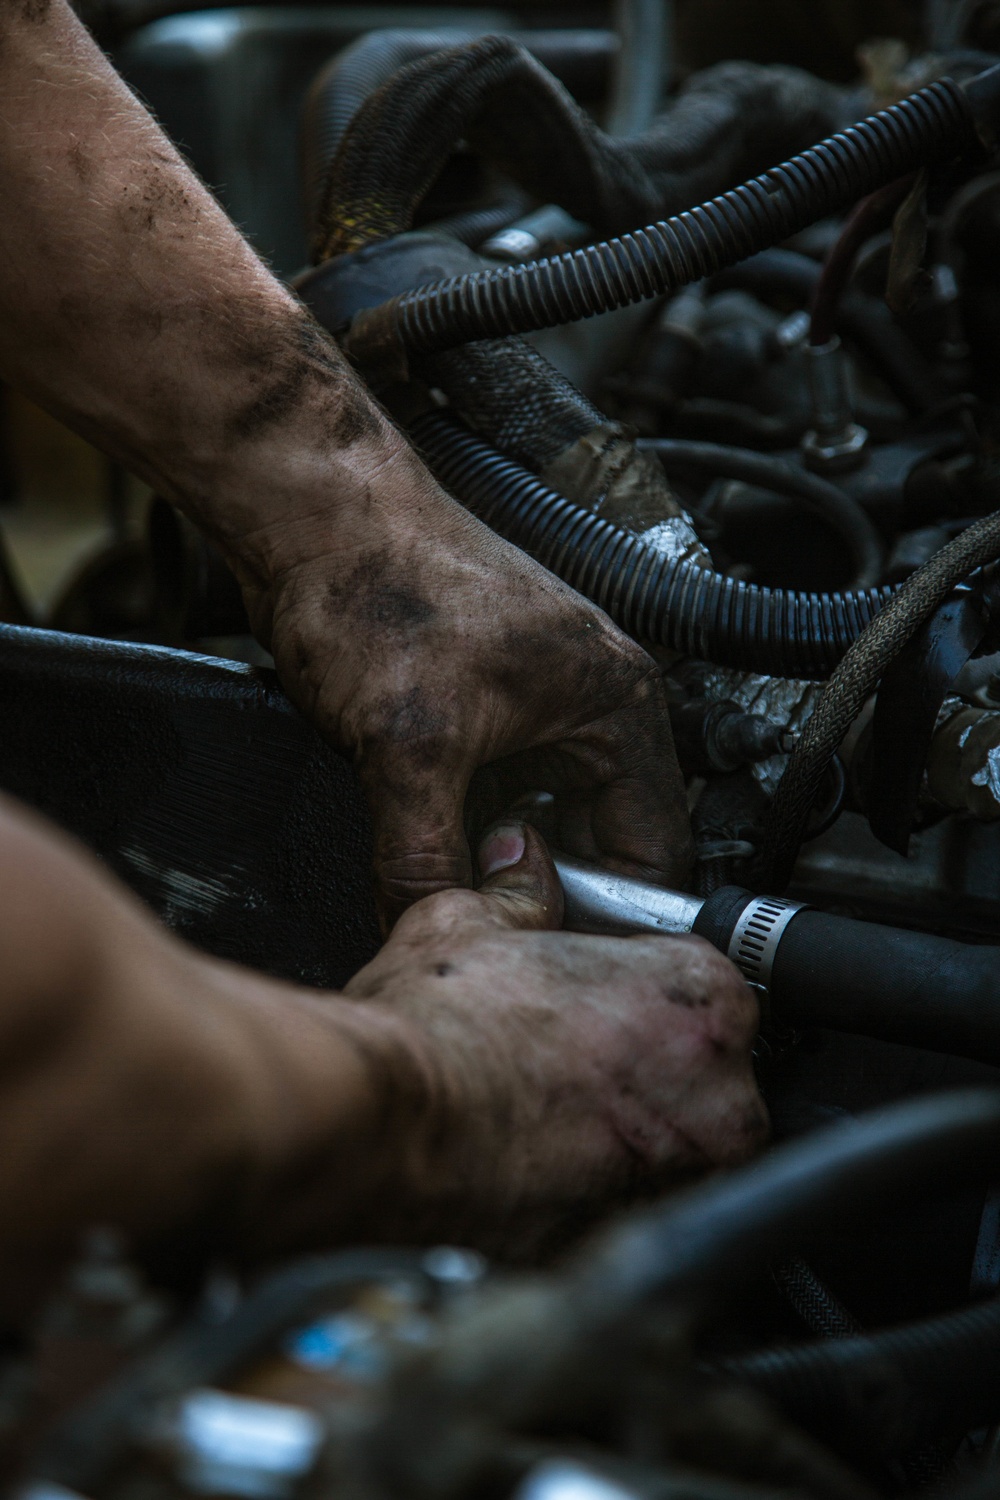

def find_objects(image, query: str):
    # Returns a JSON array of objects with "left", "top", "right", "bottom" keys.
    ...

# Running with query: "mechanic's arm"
[
  {"left": 0, "top": 795, "right": 765, "bottom": 1322},
  {"left": 0, "top": 0, "right": 693, "bottom": 924}
]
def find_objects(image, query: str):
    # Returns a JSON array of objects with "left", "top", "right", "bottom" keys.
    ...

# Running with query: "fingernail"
[{"left": 478, "top": 824, "right": 526, "bottom": 877}]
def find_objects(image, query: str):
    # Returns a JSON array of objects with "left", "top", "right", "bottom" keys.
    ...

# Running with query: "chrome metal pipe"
[{"left": 553, "top": 854, "right": 704, "bottom": 937}]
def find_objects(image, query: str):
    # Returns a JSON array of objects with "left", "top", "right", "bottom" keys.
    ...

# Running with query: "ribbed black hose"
[
  {"left": 412, "top": 412, "right": 891, "bottom": 679},
  {"left": 639, "top": 437, "right": 883, "bottom": 589},
  {"left": 346, "top": 74, "right": 978, "bottom": 367},
  {"left": 714, "top": 1296, "right": 1000, "bottom": 1459}
]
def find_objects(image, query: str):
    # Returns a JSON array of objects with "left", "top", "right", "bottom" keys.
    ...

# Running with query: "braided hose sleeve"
[
  {"left": 346, "top": 75, "right": 975, "bottom": 366},
  {"left": 411, "top": 413, "right": 891, "bottom": 679},
  {"left": 316, "top": 34, "right": 841, "bottom": 261},
  {"left": 773, "top": 1256, "right": 863, "bottom": 1340},
  {"left": 428, "top": 200, "right": 527, "bottom": 248},
  {"left": 424, "top": 339, "right": 610, "bottom": 473},
  {"left": 301, "top": 29, "right": 480, "bottom": 234},
  {"left": 712, "top": 1295, "right": 1000, "bottom": 1459},
  {"left": 638, "top": 438, "right": 884, "bottom": 590},
  {"left": 758, "top": 505, "right": 1000, "bottom": 890}
]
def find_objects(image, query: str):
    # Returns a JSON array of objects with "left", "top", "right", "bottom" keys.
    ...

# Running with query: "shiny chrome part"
[
  {"left": 727, "top": 895, "right": 807, "bottom": 993},
  {"left": 172, "top": 1389, "right": 324, "bottom": 1500},
  {"left": 801, "top": 336, "right": 869, "bottom": 472},
  {"left": 554, "top": 854, "right": 703, "bottom": 937}
]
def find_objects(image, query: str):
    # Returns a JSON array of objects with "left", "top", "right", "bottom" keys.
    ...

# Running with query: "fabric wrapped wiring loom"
[
  {"left": 410, "top": 412, "right": 890, "bottom": 679},
  {"left": 345, "top": 72, "right": 988, "bottom": 366}
]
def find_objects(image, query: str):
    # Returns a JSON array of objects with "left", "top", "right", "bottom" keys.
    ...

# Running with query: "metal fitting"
[
  {"left": 554, "top": 854, "right": 704, "bottom": 937},
  {"left": 801, "top": 336, "right": 869, "bottom": 473},
  {"left": 727, "top": 895, "right": 808, "bottom": 993}
]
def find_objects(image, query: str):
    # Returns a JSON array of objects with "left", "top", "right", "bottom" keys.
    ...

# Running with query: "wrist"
[
  {"left": 168, "top": 325, "right": 427, "bottom": 590},
  {"left": 199, "top": 967, "right": 473, "bottom": 1255}
]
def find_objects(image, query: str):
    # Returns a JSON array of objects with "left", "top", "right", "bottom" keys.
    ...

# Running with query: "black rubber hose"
[
  {"left": 353, "top": 1093, "right": 1000, "bottom": 1482},
  {"left": 411, "top": 411, "right": 891, "bottom": 679},
  {"left": 710, "top": 247, "right": 949, "bottom": 416},
  {"left": 714, "top": 1296, "right": 1000, "bottom": 1459},
  {"left": 573, "top": 1090, "right": 1000, "bottom": 1317},
  {"left": 344, "top": 72, "right": 983, "bottom": 368},
  {"left": 773, "top": 907, "right": 1000, "bottom": 1067},
  {"left": 639, "top": 437, "right": 884, "bottom": 589},
  {"left": 693, "top": 887, "right": 1000, "bottom": 1068}
]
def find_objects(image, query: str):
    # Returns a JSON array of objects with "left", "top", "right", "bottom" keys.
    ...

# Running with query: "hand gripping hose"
[
  {"left": 344, "top": 69, "right": 996, "bottom": 375},
  {"left": 411, "top": 412, "right": 890, "bottom": 679}
]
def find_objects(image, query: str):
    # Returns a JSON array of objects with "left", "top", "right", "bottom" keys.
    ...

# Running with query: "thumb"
[
  {"left": 475, "top": 822, "right": 564, "bottom": 932},
  {"left": 367, "top": 765, "right": 474, "bottom": 934}
]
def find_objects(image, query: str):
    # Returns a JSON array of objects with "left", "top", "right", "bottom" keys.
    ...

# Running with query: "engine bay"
[{"left": 6, "top": 2, "right": 1000, "bottom": 1496}]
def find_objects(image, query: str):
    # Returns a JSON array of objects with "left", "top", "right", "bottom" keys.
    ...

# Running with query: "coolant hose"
[
  {"left": 344, "top": 69, "right": 994, "bottom": 372},
  {"left": 332, "top": 1090, "right": 1000, "bottom": 1486},
  {"left": 574, "top": 1091, "right": 1000, "bottom": 1315},
  {"left": 411, "top": 411, "right": 891, "bottom": 678},
  {"left": 715, "top": 1296, "right": 1000, "bottom": 1459},
  {"left": 559, "top": 858, "right": 1000, "bottom": 1069},
  {"left": 691, "top": 886, "right": 1000, "bottom": 1068},
  {"left": 638, "top": 437, "right": 883, "bottom": 589}
]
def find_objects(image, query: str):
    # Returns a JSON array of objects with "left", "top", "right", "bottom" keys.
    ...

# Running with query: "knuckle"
[{"left": 398, "top": 887, "right": 486, "bottom": 937}]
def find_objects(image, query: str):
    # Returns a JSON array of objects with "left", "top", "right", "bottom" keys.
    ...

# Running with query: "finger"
[
  {"left": 587, "top": 665, "right": 695, "bottom": 884},
  {"left": 475, "top": 821, "right": 564, "bottom": 932},
  {"left": 588, "top": 764, "right": 695, "bottom": 887},
  {"left": 365, "top": 759, "right": 474, "bottom": 933}
]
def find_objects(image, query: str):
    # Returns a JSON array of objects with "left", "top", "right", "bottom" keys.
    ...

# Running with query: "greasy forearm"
[
  {"left": 0, "top": 0, "right": 422, "bottom": 588},
  {"left": 0, "top": 798, "right": 452, "bottom": 1315}
]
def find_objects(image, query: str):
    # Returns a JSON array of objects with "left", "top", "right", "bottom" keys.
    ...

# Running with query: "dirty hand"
[
  {"left": 340, "top": 821, "right": 768, "bottom": 1251},
  {"left": 0, "top": 0, "right": 691, "bottom": 928},
  {"left": 0, "top": 799, "right": 762, "bottom": 1306},
  {"left": 239, "top": 421, "right": 693, "bottom": 928}
]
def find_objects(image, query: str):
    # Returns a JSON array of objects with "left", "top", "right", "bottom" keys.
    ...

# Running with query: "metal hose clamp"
[{"left": 728, "top": 896, "right": 808, "bottom": 995}]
